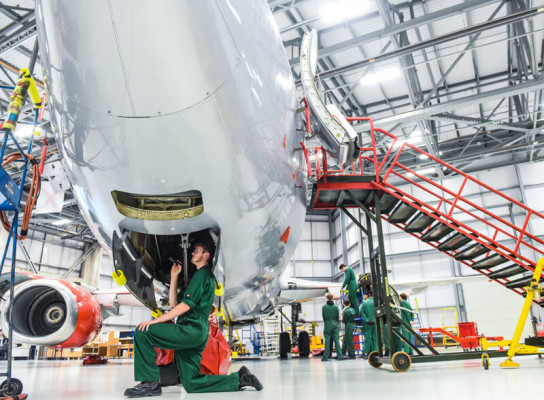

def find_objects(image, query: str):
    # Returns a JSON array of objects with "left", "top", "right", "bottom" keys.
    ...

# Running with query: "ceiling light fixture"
[
  {"left": 320, "top": 0, "right": 372, "bottom": 24},
  {"left": 360, "top": 68, "right": 401, "bottom": 86}
]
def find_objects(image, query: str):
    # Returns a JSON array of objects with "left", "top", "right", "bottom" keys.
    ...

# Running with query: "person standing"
[
  {"left": 321, "top": 292, "right": 344, "bottom": 362},
  {"left": 360, "top": 292, "right": 377, "bottom": 359},
  {"left": 341, "top": 299, "right": 356, "bottom": 359},
  {"left": 340, "top": 264, "right": 360, "bottom": 313},
  {"left": 400, "top": 293, "right": 415, "bottom": 355},
  {"left": 124, "top": 243, "right": 262, "bottom": 397}
]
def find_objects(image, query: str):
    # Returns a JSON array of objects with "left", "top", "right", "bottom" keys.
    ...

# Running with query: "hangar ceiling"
[{"left": 0, "top": 0, "right": 542, "bottom": 244}]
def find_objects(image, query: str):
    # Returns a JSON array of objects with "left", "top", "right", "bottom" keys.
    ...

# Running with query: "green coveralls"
[
  {"left": 133, "top": 265, "right": 239, "bottom": 393},
  {"left": 360, "top": 297, "right": 378, "bottom": 354},
  {"left": 342, "top": 267, "right": 360, "bottom": 313},
  {"left": 322, "top": 301, "right": 344, "bottom": 361},
  {"left": 341, "top": 307, "right": 356, "bottom": 358},
  {"left": 400, "top": 299, "right": 414, "bottom": 354}
]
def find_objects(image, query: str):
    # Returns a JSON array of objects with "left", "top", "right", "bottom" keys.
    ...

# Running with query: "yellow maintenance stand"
[{"left": 480, "top": 256, "right": 544, "bottom": 369}]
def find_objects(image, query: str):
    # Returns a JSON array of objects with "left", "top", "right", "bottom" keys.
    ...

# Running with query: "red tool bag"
[{"left": 200, "top": 323, "right": 232, "bottom": 375}]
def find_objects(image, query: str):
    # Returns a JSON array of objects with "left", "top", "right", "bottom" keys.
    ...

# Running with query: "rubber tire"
[
  {"left": 391, "top": 351, "right": 411, "bottom": 372},
  {"left": 368, "top": 351, "right": 382, "bottom": 368},
  {"left": 0, "top": 378, "right": 23, "bottom": 396},
  {"left": 482, "top": 356, "right": 489, "bottom": 370},
  {"left": 298, "top": 331, "right": 310, "bottom": 358},
  {"left": 279, "top": 332, "right": 291, "bottom": 359}
]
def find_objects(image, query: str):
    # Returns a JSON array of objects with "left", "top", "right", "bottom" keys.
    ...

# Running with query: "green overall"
[
  {"left": 341, "top": 307, "right": 356, "bottom": 358},
  {"left": 133, "top": 265, "right": 239, "bottom": 393},
  {"left": 360, "top": 297, "right": 378, "bottom": 354},
  {"left": 342, "top": 267, "right": 359, "bottom": 313},
  {"left": 400, "top": 299, "right": 414, "bottom": 354},
  {"left": 383, "top": 323, "right": 403, "bottom": 355},
  {"left": 322, "top": 301, "right": 344, "bottom": 361}
]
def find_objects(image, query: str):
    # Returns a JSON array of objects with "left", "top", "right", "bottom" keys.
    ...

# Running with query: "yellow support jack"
[{"left": 490, "top": 257, "right": 544, "bottom": 368}]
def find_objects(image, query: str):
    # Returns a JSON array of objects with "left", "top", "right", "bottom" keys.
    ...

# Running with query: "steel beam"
[
  {"left": 355, "top": 77, "right": 544, "bottom": 131},
  {"left": 289, "top": 0, "right": 501, "bottom": 65}
]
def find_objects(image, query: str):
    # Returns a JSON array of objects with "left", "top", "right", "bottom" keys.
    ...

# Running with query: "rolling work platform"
[
  {"left": 0, "top": 64, "right": 44, "bottom": 396},
  {"left": 303, "top": 114, "right": 544, "bottom": 371}
]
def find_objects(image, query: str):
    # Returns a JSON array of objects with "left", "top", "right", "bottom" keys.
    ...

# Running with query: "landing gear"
[
  {"left": 298, "top": 331, "right": 310, "bottom": 358},
  {"left": 0, "top": 378, "right": 23, "bottom": 396},
  {"left": 368, "top": 351, "right": 382, "bottom": 368},
  {"left": 391, "top": 352, "right": 411, "bottom": 372},
  {"left": 279, "top": 332, "right": 290, "bottom": 359}
]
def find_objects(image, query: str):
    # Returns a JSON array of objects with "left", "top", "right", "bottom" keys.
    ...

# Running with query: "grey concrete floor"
[{"left": 2, "top": 355, "right": 543, "bottom": 399}]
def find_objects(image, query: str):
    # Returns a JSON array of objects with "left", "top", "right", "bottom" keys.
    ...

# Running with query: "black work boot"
[
  {"left": 238, "top": 366, "right": 263, "bottom": 391},
  {"left": 124, "top": 381, "right": 162, "bottom": 398}
]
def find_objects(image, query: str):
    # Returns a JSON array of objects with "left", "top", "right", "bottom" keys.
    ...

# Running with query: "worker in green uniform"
[
  {"left": 340, "top": 264, "right": 359, "bottom": 314},
  {"left": 360, "top": 292, "right": 377, "bottom": 359},
  {"left": 124, "top": 243, "right": 262, "bottom": 397},
  {"left": 400, "top": 293, "right": 415, "bottom": 355},
  {"left": 340, "top": 299, "right": 356, "bottom": 359},
  {"left": 383, "top": 297, "right": 403, "bottom": 356},
  {"left": 321, "top": 292, "right": 344, "bottom": 362}
]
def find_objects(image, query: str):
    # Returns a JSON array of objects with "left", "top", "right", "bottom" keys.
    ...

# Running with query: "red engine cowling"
[{"left": 0, "top": 272, "right": 102, "bottom": 348}]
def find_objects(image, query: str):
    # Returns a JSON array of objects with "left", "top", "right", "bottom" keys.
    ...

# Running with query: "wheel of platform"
[
  {"left": 482, "top": 355, "right": 489, "bottom": 370},
  {"left": 298, "top": 331, "right": 310, "bottom": 358},
  {"left": 391, "top": 352, "right": 411, "bottom": 372},
  {"left": 279, "top": 332, "right": 291, "bottom": 359},
  {"left": 0, "top": 378, "right": 23, "bottom": 396},
  {"left": 368, "top": 351, "right": 382, "bottom": 368}
]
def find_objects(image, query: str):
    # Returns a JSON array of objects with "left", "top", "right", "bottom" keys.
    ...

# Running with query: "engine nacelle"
[{"left": 0, "top": 274, "right": 102, "bottom": 347}]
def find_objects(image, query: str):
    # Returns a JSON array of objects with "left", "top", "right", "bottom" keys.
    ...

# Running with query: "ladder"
[
  {"left": 260, "top": 313, "right": 281, "bottom": 355},
  {"left": 307, "top": 116, "right": 544, "bottom": 304}
]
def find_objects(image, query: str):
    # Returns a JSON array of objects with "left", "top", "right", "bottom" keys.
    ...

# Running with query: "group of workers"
[{"left": 320, "top": 263, "right": 415, "bottom": 362}]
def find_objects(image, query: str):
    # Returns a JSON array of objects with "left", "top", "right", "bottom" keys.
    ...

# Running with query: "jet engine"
[{"left": 0, "top": 274, "right": 102, "bottom": 347}]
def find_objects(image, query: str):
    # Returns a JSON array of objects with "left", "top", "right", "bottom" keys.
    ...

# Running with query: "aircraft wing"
[
  {"left": 390, "top": 275, "right": 486, "bottom": 294},
  {"left": 277, "top": 277, "right": 342, "bottom": 304}
]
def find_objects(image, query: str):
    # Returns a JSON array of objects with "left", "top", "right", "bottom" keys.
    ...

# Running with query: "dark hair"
[
  {"left": 344, "top": 299, "right": 351, "bottom": 306},
  {"left": 339, "top": 263, "right": 347, "bottom": 270},
  {"left": 367, "top": 292, "right": 373, "bottom": 297},
  {"left": 400, "top": 293, "right": 408, "bottom": 300}
]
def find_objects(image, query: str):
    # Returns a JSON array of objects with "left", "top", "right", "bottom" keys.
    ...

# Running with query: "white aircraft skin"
[{"left": 33, "top": 0, "right": 308, "bottom": 328}]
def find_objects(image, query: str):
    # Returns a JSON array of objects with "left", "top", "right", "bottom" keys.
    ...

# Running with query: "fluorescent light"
[
  {"left": 419, "top": 154, "right": 429, "bottom": 160},
  {"left": 417, "top": 168, "right": 436, "bottom": 175},
  {"left": 439, "top": 151, "right": 443, "bottom": 155},
  {"left": 52, "top": 219, "right": 71, "bottom": 226},
  {"left": 360, "top": 68, "right": 401, "bottom": 86},
  {"left": 320, "top": 0, "right": 372, "bottom": 24},
  {"left": 13, "top": 125, "right": 35, "bottom": 140}
]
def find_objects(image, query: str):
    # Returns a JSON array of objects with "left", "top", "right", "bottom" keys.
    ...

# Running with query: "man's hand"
[
  {"left": 137, "top": 319, "right": 158, "bottom": 332},
  {"left": 171, "top": 262, "right": 182, "bottom": 279}
]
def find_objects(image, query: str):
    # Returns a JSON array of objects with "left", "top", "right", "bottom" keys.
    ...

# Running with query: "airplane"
[{"left": 0, "top": 0, "right": 316, "bottom": 349}]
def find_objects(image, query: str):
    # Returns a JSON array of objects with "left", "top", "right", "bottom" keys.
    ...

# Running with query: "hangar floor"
[{"left": 4, "top": 356, "right": 542, "bottom": 399}]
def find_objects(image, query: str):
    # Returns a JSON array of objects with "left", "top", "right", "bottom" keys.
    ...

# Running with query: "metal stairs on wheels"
[{"left": 306, "top": 117, "right": 544, "bottom": 305}]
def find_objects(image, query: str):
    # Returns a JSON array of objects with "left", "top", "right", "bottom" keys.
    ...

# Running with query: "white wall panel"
[
  {"left": 312, "top": 241, "right": 330, "bottom": 260},
  {"left": 312, "top": 262, "right": 331, "bottom": 277},
  {"left": 463, "top": 280, "right": 532, "bottom": 339},
  {"left": 294, "top": 262, "right": 313, "bottom": 277},
  {"left": 313, "top": 222, "right": 330, "bottom": 240}
]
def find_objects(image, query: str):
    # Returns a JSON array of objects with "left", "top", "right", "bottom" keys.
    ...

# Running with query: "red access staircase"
[{"left": 306, "top": 117, "right": 544, "bottom": 303}]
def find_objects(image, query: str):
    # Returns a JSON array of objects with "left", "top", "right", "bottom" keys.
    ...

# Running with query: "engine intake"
[{"left": 0, "top": 278, "right": 102, "bottom": 347}]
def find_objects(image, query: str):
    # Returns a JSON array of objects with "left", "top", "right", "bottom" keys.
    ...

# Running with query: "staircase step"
[
  {"left": 437, "top": 233, "right": 472, "bottom": 252},
  {"left": 488, "top": 264, "right": 527, "bottom": 279},
  {"left": 421, "top": 222, "right": 454, "bottom": 242},
  {"left": 404, "top": 211, "right": 437, "bottom": 233},
  {"left": 471, "top": 254, "right": 509, "bottom": 270},
  {"left": 505, "top": 275, "right": 532, "bottom": 289},
  {"left": 454, "top": 243, "right": 492, "bottom": 261},
  {"left": 376, "top": 192, "right": 401, "bottom": 214},
  {"left": 388, "top": 202, "right": 420, "bottom": 224}
]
